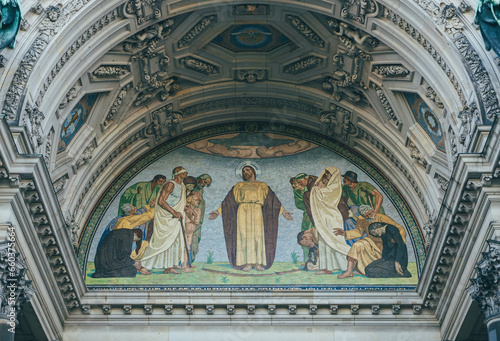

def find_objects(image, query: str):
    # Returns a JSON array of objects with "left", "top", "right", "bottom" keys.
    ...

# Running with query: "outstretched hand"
[
  {"left": 395, "top": 262, "right": 404, "bottom": 276},
  {"left": 283, "top": 211, "right": 293, "bottom": 221},
  {"left": 333, "top": 228, "right": 346, "bottom": 236},
  {"left": 209, "top": 211, "right": 219, "bottom": 220}
]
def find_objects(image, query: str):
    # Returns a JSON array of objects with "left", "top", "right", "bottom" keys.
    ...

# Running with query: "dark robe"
[
  {"left": 476, "top": 2, "right": 500, "bottom": 59},
  {"left": 220, "top": 184, "right": 282, "bottom": 270},
  {"left": 365, "top": 224, "right": 412, "bottom": 278},
  {"left": 92, "top": 229, "right": 137, "bottom": 278}
]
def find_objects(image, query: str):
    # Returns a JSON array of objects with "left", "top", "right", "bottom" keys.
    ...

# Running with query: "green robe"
[
  {"left": 342, "top": 182, "right": 385, "bottom": 214},
  {"left": 118, "top": 181, "right": 161, "bottom": 215},
  {"left": 293, "top": 188, "right": 314, "bottom": 262}
]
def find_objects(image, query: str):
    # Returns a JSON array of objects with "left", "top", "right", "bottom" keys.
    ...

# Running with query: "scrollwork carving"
[
  {"left": 180, "top": 57, "right": 219, "bottom": 74},
  {"left": 287, "top": 15, "right": 324, "bottom": 48},
  {"left": 236, "top": 69, "right": 266, "bottom": 83},
  {"left": 178, "top": 16, "right": 217, "bottom": 48},
  {"left": 373, "top": 64, "right": 410, "bottom": 77},
  {"left": 284, "top": 56, "right": 322, "bottom": 74}
]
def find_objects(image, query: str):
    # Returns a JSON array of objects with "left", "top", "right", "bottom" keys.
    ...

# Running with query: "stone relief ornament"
[
  {"left": 134, "top": 74, "right": 178, "bottom": 106},
  {"left": 44, "top": 129, "right": 54, "bottom": 167},
  {"left": 373, "top": 64, "right": 410, "bottom": 77},
  {"left": 339, "top": 0, "right": 377, "bottom": 24},
  {"left": 180, "top": 57, "right": 219, "bottom": 74},
  {"left": 178, "top": 15, "right": 217, "bottom": 48},
  {"left": 372, "top": 84, "right": 397, "bottom": 122},
  {"left": 286, "top": 15, "right": 324, "bottom": 48},
  {"left": 457, "top": 102, "right": 481, "bottom": 147},
  {"left": 104, "top": 83, "right": 133, "bottom": 127},
  {"left": 20, "top": 19, "right": 30, "bottom": 31},
  {"left": 434, "top": 172, "right": 449, "bottom": 194},
  {"left": 125, "top": 0, "right": 163, "bottom": 24},
  {"left": 327, "top": 18, "right": 379, "bottom": 49},
  {"left": 25, "top": 104, "right": 45, "bottom": 152},
  {"left": 59, "top": 81, "right": 80, "bottom": 109},
  {"left": 31, "top": 1, "right": 43, "bottom": 15},
  {"left": 234, "top": 4, "right": 269, "bottom": 15},
  {"left": 422, "top": 79, "right": 444, "bottom": 109},
  {"left": 283, "top": 56, "right": 322, "bottom": 74},
  {"left": 53, "top": 173, "right": 70, "bottom": 194},
  {"left": 123, "top": 18, "right": 174, "bottom": 54},
  {"left": 407, "top": 140, "right": 428, "bottom": 168},
  {"left": 236, "top": 69, "right": 266, "bottom": 83},
  {"left": 0, "top": 240, "right": 36, "bottom": 321},
  {"left": 92, "top": 65, "right": 130, "bottom": 78},
  {"left": 145, "top": 104, "right": 183, "bottom": 142},
  {"left": 75, "top": 141, "right": 96, "bottom": 170},
  {"left": 467, "top": 240, "right": 500, "bottom": 320},
  {"left": 320, "top": 104, "right": 357, "bottom": 140}
]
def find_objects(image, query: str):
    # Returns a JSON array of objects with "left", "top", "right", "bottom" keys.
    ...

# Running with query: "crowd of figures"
[{"left": 92, "top": 164, "right": 411, "bottom": 280}]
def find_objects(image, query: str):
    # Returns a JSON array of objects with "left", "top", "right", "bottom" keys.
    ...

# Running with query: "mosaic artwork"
[
  {"left": 212, "top": 24, "right": 291, "bottom": 52},
  {"left": 404, "top": 92, "right": 445, "bottom": 151},
  {"left": 80, "top": 126, "right": 424, "bottom": 290},
  {"left": 58, "top": 93, "right": 98, "bottom": 152}
]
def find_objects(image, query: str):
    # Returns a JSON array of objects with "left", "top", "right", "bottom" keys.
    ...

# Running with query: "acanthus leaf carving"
[
  {"left": 407, "top": 140, "right": 428, "bottom": 168},
  {"left": 457, "top": 102, "right": 480, "bottom": 147},
  {"left": 371, "top": 83, "right": 397, "bottom": 122},
  {"left": 287, "top": 15, "right": 324, "bottom": 48},
  {"left": 422, "top": 79, "right": 444, "bottom": 109},
  {"left": 92, "top": 65, "right": 130, "bottom": 78},
  {"left": 178, "top": 15, "right": 217, "bottom": 48},
  {"left": 180, "top": 57, "right": 219, "bottom": 75},
  {"left": 74, "top": 141, "right": 96, "bottom": 170},
  {"left": 320, "top": 104, "right": 357, "bottom": 141},
  {"left": 373, "top": 64, "right": 410, "bottom": 77},
  {"left": 434, "top": 173, "right": 449, "bottom": 194},
  {"left": 59, "top": 81, "right": 81, "bottom": 109},
  {"left": 236, "top": 69, "right": 266, "bottom": 83}
]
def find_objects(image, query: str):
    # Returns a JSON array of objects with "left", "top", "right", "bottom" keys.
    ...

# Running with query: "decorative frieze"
[
  {"left": 178, "top": 15, "right": 217, "bottom": 48},
  {"left": 182, "top": 97, "right": 319, "bottom": 116},
  {"left": 283, "top": 56, "right": 322, "bottom": 74},
  {"left": 104, "top": 83, "right": 133, "bottom": 127},
  {"left": 372, "top": 84, "right": 397, "bottom": 122},
  {"left": 467, "top": 240, "right": 500, "bottom": 320},
  {"left": 422, "top": 79, "right": 444, "bottom": 109},
  {"left": 373, "top": 64, "right": 410, "bottom": 77},
  {"left": 236, "top": 69, "right": 266, "bottom": 83},
  {"left": 44, "top": 129, "right": 54, "bottom": 167},
  {"left": 234, "top": 4, "right": 269, "bottom": 15},
  {"left": 180, "top": 57, "right": 219, "bottom": 75},
  {"left": 286, "top": 15, "right": 324, "bottom": 48}
]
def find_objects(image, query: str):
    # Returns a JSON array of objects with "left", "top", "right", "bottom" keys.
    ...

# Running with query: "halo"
[{"left": 236, "top": 161, "right": 261, "bottom": 180}]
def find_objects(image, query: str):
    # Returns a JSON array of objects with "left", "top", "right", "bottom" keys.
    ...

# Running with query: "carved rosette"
[
  {"left": 0, "top": 240, "right": 35, "bottom": 321},
  {"left": 467, "top": 240, "right": 500, "bottom": 321}
]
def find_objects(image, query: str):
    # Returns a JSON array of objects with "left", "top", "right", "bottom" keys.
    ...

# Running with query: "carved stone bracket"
[
  {"left": 125, "top": 0, "right": 163, "bottom": 25},
  {"left": 178, "top": 15, "right": 217, "bottom": 48},
  {"left": 0, "top": 239, "right": 36, "bottom": 321},
  {"left": 286, "top": 15, "right": 324, "bottom": 48},
  {"left": 458, "top": 102, "right": 481, "bottom": 148},
  {"left": 53, "top": 174, "right": 69, "bottom": 194},
  {"left": 234, "top": 4, "right": 269, "bottom": 15},
  {"left": 339, "top": 0, "right": 377, "bottom": 24},
  {"left": 236, "top": 69, "right": 266, "bottom": 83},
  {"left": 407, "top": 140, "right": 428, "bottom": 168},
  {"left": 422, "top": 216, "right": 437, "bottom": 249},
  {"left": 145, "top": 104, "right": 183, "bottom": 143},
  {"left": 434, "top": 173, "right": 449, "bottom": 194},
  {"left": 319, "top": 104, "right": 357, "bottom": 141},
  {"left": 467, "top": 240, "right": 500, "bottom": 321},
  {"left": 24, "top": 104, "right": 45, "bottom": 153},
  {"left": 74, "top": 141, "right": 96, "bottom": 171},
  {"left": 134, "top": 74, "right": 178, "bottom": 107}
]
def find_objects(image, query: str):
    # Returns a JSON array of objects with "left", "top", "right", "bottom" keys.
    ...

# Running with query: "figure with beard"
[
  {"left": 183, "top": 174, "right": 212, "bottom": 262},
  {"left": 209, "top": 165, "right": 293, "bottom": 271},
  {"left": 334, "top": 205, "right": 406, "bottom": 278}
]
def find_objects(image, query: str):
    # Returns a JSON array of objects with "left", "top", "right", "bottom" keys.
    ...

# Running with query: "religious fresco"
[
  {"left": 58, "top": 93, "right": 98, "bottom": 152},
  {"left": 404, "top": 92, "right": 445, "bottom": 151},
  {"left": 79, "top": 124, "right": 425, "bottom": 290}
]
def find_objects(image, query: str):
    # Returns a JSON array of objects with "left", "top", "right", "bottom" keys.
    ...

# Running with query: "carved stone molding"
[
  {"left": 383, "top": 8, "right": 466, "bottom": 107},
  {"left": 286, "top": 15, "right": 324, "bottom": 48},
  {"left": 234, "top": 4, "right": 269, "bottom": 15},
  {"left": 422, "top": 216, "right": 437, "bottom": 249},
  {"left": 458, "top": 102, "right": 480, "bottom": 147},
  {"left": 58, "top": 81, "right": 81, "bottom": 110},
  {"left": 182, "top": 97, "right": 319, "bottom": 116},
  {"left": 74, "top": 141, "right": 96, "bottom": 171},
  {"left": 283, "top": 56, "right": 323, "bottom": 74},
  {"left": 24, "top": 104, "right": 45, "bottom": 152},
  {"left": 236, "top": 69, "right": 266, "bottom": 83},
  {"left": 124, "top": 19, "right": 174, "bottom": 56},
  {"left": 0, "top": 239, "right": 36, "bottom": 321},
  {"left": 20, "top": 19, "right": 30, "bottom": 32},
  {"left": 327, "top": 17, "right": 379, "bottom": 49},
  {"left": 422, "top": 79, "right": 444, "bottom": 109},
  {"left": 373, "top": 64, "right": 410, "bottom": 77},
  {"left": 44, "top": 129, "right": 54, "bottom": 168},
  {"left": 31, "top": 2, "right": 44, "bottom": 15},
  {"left": 434, "top": 173, "right": 449, "bottom": 194},
  {"left": 340, "top": 0, "right": 377, "bottom": 24},
  {"left": 52, "top": 174, "right": 69, "bottom": 194},
  {"left": 180, "top": 57, "right": 219, "bottom": 75},
  {"left": 145, "top": 104, "right": 183, "bottom": 143},
  {"left": 178, "top": 15, "right": 217, "bottom": 48},
  {"left": 467, "top": 240, "right": 500, "bottom": 321},
  {"left": 371, "top": 84, "right": 397, "bottom": 122},
  {"left": 407, "top": 140, "right": 428, "bottom": 168},
  {"left": 358, "top": 128, "right": 429, "bottom": 213},
  {"left": 134, "top": 75, "right": 178, "bottom": 107},
  {"left": 104, "top": 83, "right": 133, "bottom": 127}
]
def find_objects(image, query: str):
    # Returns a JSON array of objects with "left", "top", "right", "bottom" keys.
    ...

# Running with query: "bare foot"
[
  {"left": 189, "top": 264, "right": 196, "bottom": 268},
  {"left": 315, "top": 269, "right": 332, "bottom": 275},
  {"left": 337, "top": 271, "right": 353, "bottom": 279},
  {"left": 163, "top": 268, "right": 181, "bottom": 274},
  {"left": 139, "top": 267, "right": 151, "bottom": 275},
  {"left": 172, "top": 265, "right": 181, "bottom": 269},
  {"left": 242, "top": 264, "right": 252, "bottom": 272},
  {"left": 255, "top": 265, "right": 265, "bottom": 271},
  {"left": 181, "top": 267, "right": 194, "bottom": 273}
]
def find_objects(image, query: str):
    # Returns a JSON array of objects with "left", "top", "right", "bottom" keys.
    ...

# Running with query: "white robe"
[
  {"left": 141, "top": 182, "right": 186, "bottom": 269},
  {"left": 310, "top": 167, "right": 351, "bottom": 271}
]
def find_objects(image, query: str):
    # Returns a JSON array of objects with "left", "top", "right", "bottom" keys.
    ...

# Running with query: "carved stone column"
[
  {"left": 467, "top": 240, "right": 500, "bottom": 341},
  {"left": 0, "top": 240, "right": 35, "bottom": 341}
]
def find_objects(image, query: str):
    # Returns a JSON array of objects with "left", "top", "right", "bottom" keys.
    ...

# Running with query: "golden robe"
[{"left": 345, "top": 213, "right": 406, "bottom": 275}]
